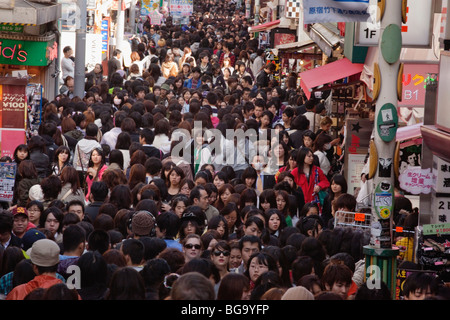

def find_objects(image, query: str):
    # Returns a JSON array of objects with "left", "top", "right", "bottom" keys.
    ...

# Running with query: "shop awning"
[
  {"left": 0, "top": 0, "right": 61, "bottom": 25},
  {"left": 397, "top": 122, "right": 423, "bottom": 148},
  {"left": 300, "top": 57, "right": 364, "bottom": 99},
  {"left": 249, "top": 19, "right": 280, "bottom": 33},
  {"left": 421, "top": 125, "right": 450, "bottom": 163},
  {"left": 275, "top": 40, "right": 315, "bottom": 52}
]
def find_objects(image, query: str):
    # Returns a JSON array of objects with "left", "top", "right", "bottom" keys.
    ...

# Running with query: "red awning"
[
  {"left": 300, "top": 57, "right": 364, "bottom": 99},
  {"left": 249, "top": 19, "right": 280, "bottom": 33}
]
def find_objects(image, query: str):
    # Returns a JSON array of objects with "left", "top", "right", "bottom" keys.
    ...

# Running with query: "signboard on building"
[
  {"left": 0, "top": 78, "right": 27, "bottom": 159},
  {"left": 354, "top": 0, "right": 434, "bottom": 48},
  {"left": 398, "top": 64, "right": 439, "bottom": 108},
  {"left": 169, "top": 0, "right": 192, "bottom": 24},
  {"left": 0, "top": 38, "right": 57, "bottom": 66},
  {"left": 303, "top": 0, "right": 372, "bottom": 23}
]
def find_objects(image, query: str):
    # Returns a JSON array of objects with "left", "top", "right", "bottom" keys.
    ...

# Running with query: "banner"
[
  {"left": 303, "top": 0, "right": 372, "bottom": 23},
  {"left": 0, "top": 84, "right": 27, "bottom": 129}
]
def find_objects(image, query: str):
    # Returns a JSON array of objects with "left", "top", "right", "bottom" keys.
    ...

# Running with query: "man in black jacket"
[
  {"left": 107, "top": 49, "right": 122, "bottom": 85},
  {"left": 85, "top": 181, "right": 109, "bottom": 222},
  {"left": 256, "top": 63, "right": 276, "bottom": 89},
  {"left": 0, "top": 210, "right": 22, "bottom": 249},
  {"left": 139, "top": 128, "right": 163, "bottom": 160}
]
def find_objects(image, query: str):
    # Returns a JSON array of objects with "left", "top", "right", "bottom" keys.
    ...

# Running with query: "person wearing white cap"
[{"left": 6, "top": 239, "right": 63, "bottom": 300}]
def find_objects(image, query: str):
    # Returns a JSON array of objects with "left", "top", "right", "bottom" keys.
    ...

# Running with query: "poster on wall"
[
  {"left": 259, "top": 32, "right": 270, "bottom": 47},
  {"left": 170, "top": 0, "right": 192, "bottom": 24},
  {"left": 0, "top": 84, "right": 27, "bottom": 129},
  {"left": 0, "top": 162, "right": 16, "bottom": 202},
  {"left": 273, "top": 33, "right": 296, "bottom": 47}
]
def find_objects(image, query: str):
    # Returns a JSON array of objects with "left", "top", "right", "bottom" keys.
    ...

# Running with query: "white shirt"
[{"left": 61, "top": 56, "right": 74, "bottom": 80}]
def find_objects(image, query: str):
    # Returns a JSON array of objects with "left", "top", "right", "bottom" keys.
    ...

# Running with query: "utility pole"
[
  {"left": 363, "top": 0, "right": 403, "bottom": 299},
  {"left": 129, "top": 0, "right": 136, "bottom": 34},
  {"left": 116, "top": 0, "right": 125, "bottom": 52},
  {"left": 74, "top": 0, "right": 87, "bottom": 98}
]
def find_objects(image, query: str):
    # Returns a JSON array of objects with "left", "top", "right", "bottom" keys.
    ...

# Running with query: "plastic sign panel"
[
  {"left": 376, "top": 103, "right": 398, "bottom": 142},
  {"left": 354, "top": 0, "right": 433, "bottom": 48}
]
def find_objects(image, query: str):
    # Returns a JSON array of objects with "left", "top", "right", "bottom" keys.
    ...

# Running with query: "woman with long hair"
[
  {"left": 215, "top": 184, "right": 235, "bottom": 212},
  {"left": 51, "top": 145, "right": 72, "bottom": 176},
  {"left": 12, "top": 144, "right": 30, "bottom": 205},
  {"left": 321, "top": 174, "right": 347, "bottom": 228},
  {"left": 85, "top": 147, "right": 108, "bottom": 201},
  {"left": 58, "top": 166, "right": 86, "bottom": 204},
  {"left": 275, "top": 149, "right": 298, "bottom": 184},
  {"left": 16, "top": 160, "right": 40, "bottom": 207},
  {"left": 290, "top": 147, "right": 330, "bottom": 211},
  {"left": 166, "top": 166, "right": 185, "bottom": 202},
  {"left": 127, "top": 163, "right": 147, "bottom": 192}
]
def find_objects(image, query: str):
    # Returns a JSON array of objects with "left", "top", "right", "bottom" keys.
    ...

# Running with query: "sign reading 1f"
[
  {"left": 354, "top": 1, "right": 433, "bottom": 47},
  {"left": 364, "top": 28, "right": 376, "bottom": 39}
]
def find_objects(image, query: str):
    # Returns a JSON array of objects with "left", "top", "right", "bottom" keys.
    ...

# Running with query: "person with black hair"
[
  {"left": 139, "top": 127, "right": 163, "bottom": 160},
  {"left": 87, "top": 229, "right": 110, "bottom": 255},
  {"left": 100, "top": 111, "right": 127, "bottom": 151},
  {"left": 142, "top": 157, "right": 162, "bottom": 185},
  {"left": 0, "top": 210, "right": 22, "bottom": 249},
  {"left": 27, "top": 136, "right": 51, "bottom": 179},
  {"left": 237, "top": 235, "right": 262, "bottom": 274},
  {"left": 140, "top": 258, "right": 171, "bottom": 300},
  {"left": 57, "top": 224, "right": 86, "bottom": 279},
  {"left": 84, "top": 181, "right": 108, "bottom": 222},
  {"left": 107, "top": 49, "right": 122, "bottom": 85},
  {"left": 76, "top": 250, "right": 108, "bottom": 300},
  {"left": 155, "top": 211, "right": 182, "bottom": 251}
]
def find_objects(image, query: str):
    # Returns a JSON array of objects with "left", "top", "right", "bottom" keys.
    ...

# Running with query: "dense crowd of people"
[{"left": 0, "top": 0, "right": 447, "bottom": 301}]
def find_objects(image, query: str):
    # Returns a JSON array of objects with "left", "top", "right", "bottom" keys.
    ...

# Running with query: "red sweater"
[{"left": 291, "top": 166, "right": 330, "bottom": 204}]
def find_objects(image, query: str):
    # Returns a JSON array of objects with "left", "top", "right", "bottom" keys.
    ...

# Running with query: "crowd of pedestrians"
[{"left": 0, "top": 0, "right": 447, "bottom": 301}]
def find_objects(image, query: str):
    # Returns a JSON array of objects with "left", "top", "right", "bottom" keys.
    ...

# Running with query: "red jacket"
[
  {"left": 291, "top": 166, "right": 330, "bottom": 204},
  {"left": 7, "top": 274, "right": 63, "bottom": 300}
]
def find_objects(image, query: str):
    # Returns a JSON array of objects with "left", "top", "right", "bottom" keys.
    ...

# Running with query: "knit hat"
[
  {"left": 281, "top": 286, "right": 315, "bottom": 300},
  {"left": 28, "top": 184, "right": 44, "bottom": 201},
  {"left": 131, "top": 211, "right": 155, "bottom": 236},
  {"left": 26, "top": 239, "right": 60, "bottom": 267},
  {"left": 22, "top": 229, "right": 46, "bottom": 251}
]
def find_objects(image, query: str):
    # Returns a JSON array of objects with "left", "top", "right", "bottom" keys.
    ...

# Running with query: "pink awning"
[
  {"left": 300, "top": 57, "right": 364, "bottom": 99},
  {"left": 249, "top": 19, "right": 280, "bottom": 33}
]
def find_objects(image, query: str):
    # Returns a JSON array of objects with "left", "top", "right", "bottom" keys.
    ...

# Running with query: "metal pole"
[{"left": 74, "top": 0, "right": 87, "bottom": 98}]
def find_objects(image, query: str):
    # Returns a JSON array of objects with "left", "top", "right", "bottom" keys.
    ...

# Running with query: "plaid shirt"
[{"left": 0, "top": 271, "right": 66, "bottom": 295}]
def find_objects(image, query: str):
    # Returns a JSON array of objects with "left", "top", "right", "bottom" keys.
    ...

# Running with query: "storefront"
[
  {"left": 0, "top": 0, "right": 61, "bottom": 99},
  {"left": 0, "top": 34, "right": 58, "bottom": 100}
]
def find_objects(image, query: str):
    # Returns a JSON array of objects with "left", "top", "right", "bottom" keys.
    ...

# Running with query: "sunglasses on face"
[
  {"left": 185, "top": 244, "right": 201, "bottom": 250},
  {"left": 213, "top": 250, "right": 230, "bottom": 257}
]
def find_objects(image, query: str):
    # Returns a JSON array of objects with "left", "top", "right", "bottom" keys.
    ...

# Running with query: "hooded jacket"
[
  {"left": 72, "top": 138, "right": 101, "bottom": 172},
  {"left": 6, "top": 274, "right": 63, "bottom": 300}
]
